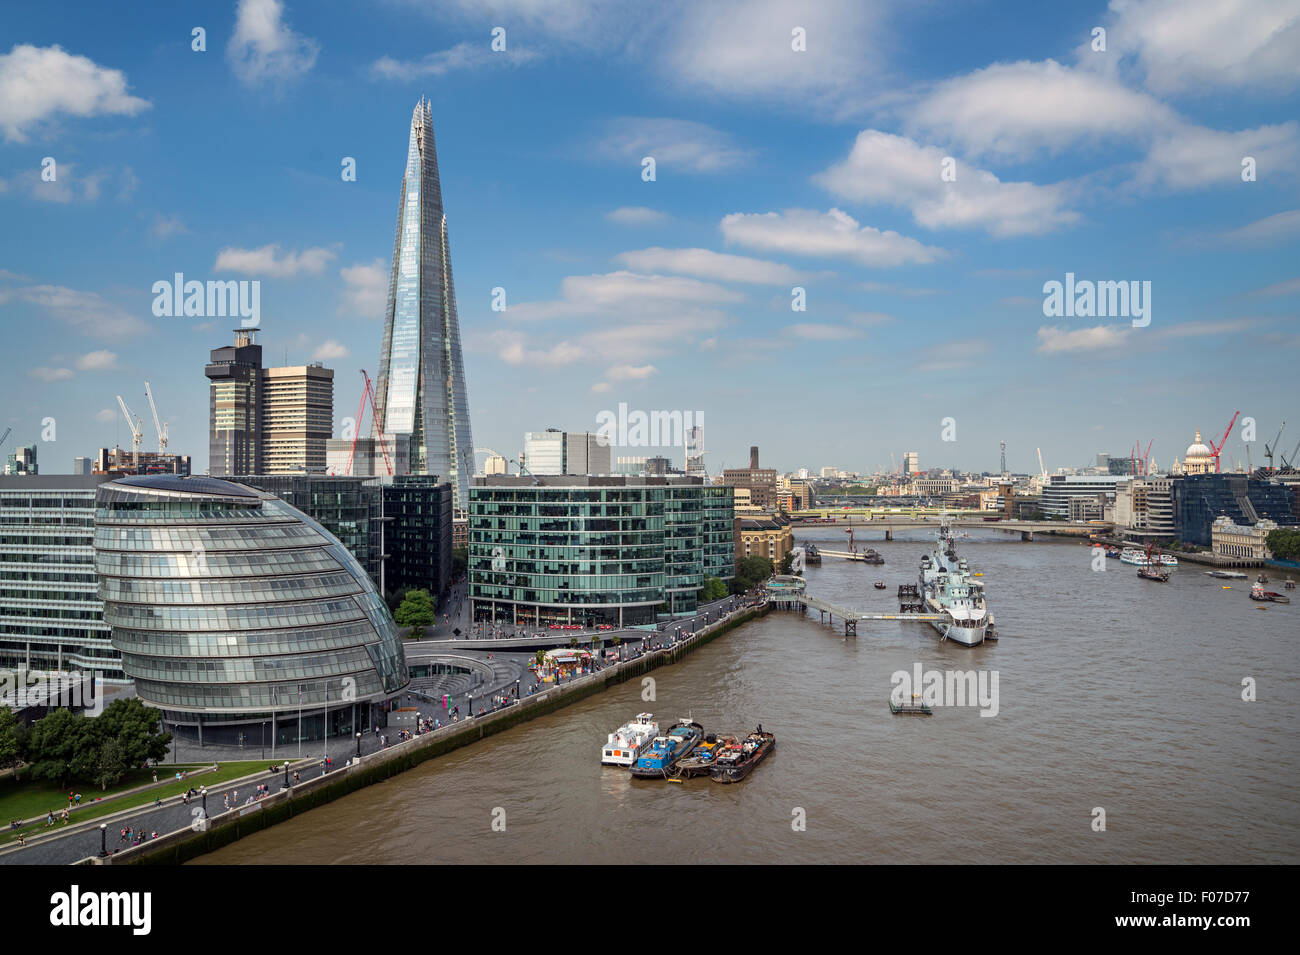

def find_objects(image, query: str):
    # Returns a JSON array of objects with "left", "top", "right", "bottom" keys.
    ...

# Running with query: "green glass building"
[{"left": 469, "top": 476, "right": 733, "bottom": 627}]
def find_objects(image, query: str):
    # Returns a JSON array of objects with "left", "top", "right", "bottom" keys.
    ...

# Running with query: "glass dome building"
[{"left": 94, "top": 475, "right": 409, "bottom": 746}]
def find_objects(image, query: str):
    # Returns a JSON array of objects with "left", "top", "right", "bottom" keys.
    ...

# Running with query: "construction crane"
[
  {"left": 1036, "top": 447, "right": 1047, "bottom": 481},
  {"left": 143, "top": 381, "right": 168, "bottom": 455},
  {"left": 1131, "top": 439, "right": 1153, "bottom": 477},
  {"left": 342, "top": 370, "right": 393, "bottom": 477},
  {"left": 1208, "top": 411, "right": 1240, "bottom": 473},
  {"left": 115, "top": 395, "right": 143, "bottom": 470},
  {"left": 1283, "top": 437, "right": 1300, "bottom": 470},
  {"left": 0, "top": 426, "right": 10, "bottom": 452},
  {"left": 1263, "top": 421, "right": 1286, "bottom": 471}
]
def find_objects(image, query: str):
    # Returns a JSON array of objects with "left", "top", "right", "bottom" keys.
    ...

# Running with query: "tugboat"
[
  {"left": 630, "top": 718, "right": 703, "bottom": 779},
  {"left": 710, "top": 727, "right": 775, "bottom": 783},
  {"left": 675, "top": 733, "right": 735, "bottom": 778},
  {"left": 873, "top": 581, "right": 887, "bottom": 590},
  {"left": 1251, "top": 579, "right": 1292, "bottom": 604},
  {"left": 601, "top": 713, "right": 660, "bottom": 766}
]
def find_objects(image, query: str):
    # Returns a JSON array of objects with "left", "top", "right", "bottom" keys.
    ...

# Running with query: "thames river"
[{"left": 198, "top": 531, "right": 1300, "bottom": 864}]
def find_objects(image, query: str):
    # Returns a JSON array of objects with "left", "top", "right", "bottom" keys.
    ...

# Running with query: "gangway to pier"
[{"left": 764, "top": 576, "right": 946, "bottom": 636}]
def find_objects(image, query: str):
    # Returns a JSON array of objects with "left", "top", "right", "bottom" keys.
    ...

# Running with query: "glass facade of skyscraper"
[
  {"left": 373, "top": 99, "right": 475, "bottom": 513},
  {"left": 469, "top": 476, "right": 733, "bottom": 627}
]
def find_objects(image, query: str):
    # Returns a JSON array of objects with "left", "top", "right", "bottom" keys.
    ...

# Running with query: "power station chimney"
[{"left": 749, "top": 446, "right": 759, "bottom": 469}]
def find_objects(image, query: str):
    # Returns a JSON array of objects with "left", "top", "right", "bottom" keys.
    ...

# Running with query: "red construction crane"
[
  {"left": 1208, "top": 411, "right": 1240, "bottom": 474},
  {"left": 341, "top": 370, "right": 394, "bottom": 476}
]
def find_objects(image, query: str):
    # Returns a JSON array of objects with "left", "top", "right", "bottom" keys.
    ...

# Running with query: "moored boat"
[
  {"left": 1206, "top": 570, "right": 1248, "bottom": 579},
  {"left": 710, "top": 727, "right": 775, "bottom": 783},
  {"left": 601, "top": 712, "right": 660, "bottom": 766},
  {"left": 873, "top": 581, "right": 887, "bottom": 590},
  {"left": 630, "top": 719, "right": 703, "bottom": 779},
  {"left": 675, "top": 733, "right": 734, "bottom": 777}
]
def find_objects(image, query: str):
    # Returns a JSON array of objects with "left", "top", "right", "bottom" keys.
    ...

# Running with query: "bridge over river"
[{"left": 793, "top": 517, "right": 1110, "bottom": 542}]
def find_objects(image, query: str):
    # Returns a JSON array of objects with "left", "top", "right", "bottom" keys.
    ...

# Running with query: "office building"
[
  {"left": 73, "top": 457, "right": 92, "bottom": 476},
  {"left": 1113, "top": 476, "right": 1176, "bottom": 541},
  {"left": 468, "top": 475, "right": 734, "bottom": 625},
  {"left": 722, "top": 445, "right": 778, "bottom": 510},
  {"left": 326, "top": 434, "right": 411, "bottom": 479},
  {"left": 205, "top": 328, "right": 263, "bottom": 476},
  {"left": 902, "top": 451, "right": 919, "bottom": 475},
  {"left": 1040, "top": 474, "right": 1125, "bottom": 518},
  {"left": 381, "top": 476, "right": 454, "bottom": 598},
  {"left": 483, "top": 453, "right": 508, "bottom": 476},
  {"left": 616, "top": 456, "right": 647, "bottom": 476},
  {"left": 5, "top": 443, "right": 37, "bottom": 475},
  {"left": 1173, "top": 473, "right": 1297, "bottom": 546},
  {"left": 260, "top": 363, "right": 334, "bottom": 473},
  {"left": 685, "top": 425, "right": 705, "bottom": 476},
  {"left": 522, "top": 430, "right": 611, "bottom": 475},
  {"left": 95, "top": 475, "right": 409, "bottom": 745},
  {"left": 95, "top": 446, "right": 191, "bottom": 476},
  {"left": 372, "top": 99, "right": 475, "bottom": 512},
  {"left": 735, "top": 514, "right": 794, "bottom": 568}
]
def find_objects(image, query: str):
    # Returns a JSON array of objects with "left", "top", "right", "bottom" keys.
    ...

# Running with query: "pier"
[{"left": 764, "top": 576, "right": 945, "bottom": 636}]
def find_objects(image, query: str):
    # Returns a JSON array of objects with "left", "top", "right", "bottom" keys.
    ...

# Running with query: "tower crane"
[
  {"left": 144, "top": 381, "right": 168, "bottom": 455},
  {"left": 1264, "top": 421, "right": 1286, "bottom": 471},
  {"left": 1036, "top": 447, "right": 1047, "bottom": 480},
  {"left": 1208, "top": 411, "right": 1240, "bottom": 473},
  {"left": 341, "top": 370, "right": 393, "bottom": 476},
  {"left": 115, "top": 395, "right": 143, "bottom": 470}
]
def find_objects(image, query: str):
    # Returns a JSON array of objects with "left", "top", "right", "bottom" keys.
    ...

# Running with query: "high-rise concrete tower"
[{"left": 373, "top": 99, "right": 474, "bottom": 511}]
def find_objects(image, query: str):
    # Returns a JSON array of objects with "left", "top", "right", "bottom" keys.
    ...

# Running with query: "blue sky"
[{"left": 1, "top": 0, "right": 1297, "bottom": 478}]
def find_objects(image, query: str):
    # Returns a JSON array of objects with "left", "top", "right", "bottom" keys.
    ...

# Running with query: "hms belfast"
[{"left": 918, "top": 518, "right": 996, "bottom": 646}]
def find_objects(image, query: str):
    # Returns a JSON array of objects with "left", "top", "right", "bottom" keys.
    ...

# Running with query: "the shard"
[{"left": 373, "top": 98, "right": 474, "bottom": 512}]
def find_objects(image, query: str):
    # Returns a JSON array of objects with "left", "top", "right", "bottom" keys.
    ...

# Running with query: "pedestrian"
[
  {"left": 152, "top": 771, "right": 157, "bottom": 784},
  {"left": 16, "top": 833, "right": 24, "bottom": 846}
]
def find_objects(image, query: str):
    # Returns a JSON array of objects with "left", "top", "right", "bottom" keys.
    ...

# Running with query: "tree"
[
  {"left": 0, "top": 706, "right": 21, "bottom": 769},
  {"left": 1267, "top": 528, "right": 1300, "bottom": 561},
  {"left": 93, "top": 738, "right": 128, "bottom": 791},
  {"left": 734, "top": 555, "right": 775, "bottom": 592},
  {"left": 700, "top": 576, "right": 728, "bottom": 602},
  {"left": 23, "top": 708, "right": 91, "bottom": 787},
  {"left": 94, "top": 698, "right": 171, "bottom": 768},
  {"left": 395, "top": 588, "right": 436, "bottom": 638},
  {"left": 611, "top": 635, "right": 622, "bottom": 661},
  {"left": 385, "top": 586, "right": 413, "bottom": 615},
  {"left": 779, "top": 553, "right": 795, "bottom": 575}
]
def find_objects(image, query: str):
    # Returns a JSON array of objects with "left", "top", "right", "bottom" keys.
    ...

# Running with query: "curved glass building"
[{"left": 94, "top": 475, "right": 408, "bottom": 746}]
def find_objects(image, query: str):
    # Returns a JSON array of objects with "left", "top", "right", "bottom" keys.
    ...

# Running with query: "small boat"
[
  {"left": 873, "top": 581, "right": 887, "bottom": 590},
  {"left": 630, "top": 719, "right": 703, "bottom": 779},
  {"left": 1136, "top": 543, "right": 1169, "bottom": 580},
  {"left": 1206, "top": 570, "right": 1248, "bottom": 579},
  {"left": 601, "top": 712, "right": 660, "bottom": 766},
  {"left": 1138, "top": 566, "right": 1170, "bottom": 582},
  {"left": 710, "top": 727, "right": 775, "bottom": 784},
  {"left": 889, "top": 694, "right": 932, "bottom": 716},
  {"left": 1251, "top": 582, "right": 1291, "bottom": 604},
  {"left": 675, "top": 733, "right": 735, "bottom": 777}
]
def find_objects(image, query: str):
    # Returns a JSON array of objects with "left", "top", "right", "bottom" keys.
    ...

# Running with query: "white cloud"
[
  {"left": 372, "top": 41, "right": 538, "bottom": 79},
  {"left": 29, "top": 366, "right": 74, "bottom": 382},
  {"left": 339, "top": 260, "right": 388, "bottom": 317},
  {"left": 227, "top": 0, "right": 319, "bottom": 88},
  {"left": 659, "top": 0, "right": 883, "bottom": 112},
  {"left": 1136, "top": 119, "right": 1300, "bottom": 190},
  {"left": 215, "top": 244, "right": 337, "bottom": 277},
  {"left": 491, "top": 332, "right": 588, "bottom": 366},
  {"left": 590, "top": 381, "right": 613, "bottom": 393},
  {"left": 151, "top": 214, "right": 187, "bottom": 238},
  {"left": 815, "top": 130, "right": 1080, "bottom": 237},
  {"left": 906, "top": 59, "right": 1175, "bottom": 162},
  {"left": 1252, "top": 277, "right": 1300, "bottom": 296},
  {"left": 1035, "top": 325, "right": 1133, "bottom": 354},
  {"left": 721, "top": 208, "right": 945, "bottom": 267},
  {"left": 94, "top": 408, "right": 117, "bottom": 422},
  {"left": 785, "top": 323, "right": 863, "bottom": 341},
  {"left": 1222, "top": 209, "right": 1300, "bottom": 243},
  {"left": 0, "top": 162, "right": 111, "bottom": 203},
  {"left": 593, "top": 117, "right": 752, "bottom": 173},
  {"left": 616, "top": 247, "right": 807, "bottom": 285},
  {"left": 507, "top": 270, "right": 743, "bottom": 322},
  {"left": 312, "top": 339, "right": 349, "bottom": 361},
  {"left": 3, "top": 284, "right": 149, "bottom": 339},
  {"left": 1100, "top": 0, "right": 1300, "bottom": 95},
  {"left": 77, "top": 350, "right": 118, "bottom": 370},
  {"left": 606, "top": 206, "right": 670, "bottom": 226},
  {"left": 0, "top": 44, "right": 149, "bottom": 143},
  {"left": 606, "top": 363, "right": 658, "bottom": 380}
]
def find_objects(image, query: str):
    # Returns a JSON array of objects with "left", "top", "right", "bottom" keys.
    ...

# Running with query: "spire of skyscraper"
[{"left": 373, "top": 99, "right": 475, "bottom": 511}]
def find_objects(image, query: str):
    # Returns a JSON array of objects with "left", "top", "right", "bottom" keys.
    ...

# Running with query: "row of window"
[
  {"left": 105, "top": 597, "right": 369, "bottom": 632},
  {"left": 110, "top": 620, "right": 384, "bottom": 657},
  {"left": 100, "top": 572, "right": 361, "bottom": 606}
]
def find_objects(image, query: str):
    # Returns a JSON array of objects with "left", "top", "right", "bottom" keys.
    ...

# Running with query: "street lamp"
[
  {"left": 99, "top": 823, "right": 107, "bottom": 858},
  {"left": 514, "top": 679, "right": 520, "bottom": 700},
  {"left": 355, "top": 731, "right": 362, "bottom": 758},
  {"left": 200, "top": 787, "right": 207, "bottom": 816},
  {"left": 284, "top": 761, "right": 290, "bottom": 789},
  {"left": 468, "top": 693, "right": 473, "bottom": 717}
]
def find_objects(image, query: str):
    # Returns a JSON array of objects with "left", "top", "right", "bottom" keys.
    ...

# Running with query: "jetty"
[{"left": 765, "top": 575, "right": 945, "bottom": 636}]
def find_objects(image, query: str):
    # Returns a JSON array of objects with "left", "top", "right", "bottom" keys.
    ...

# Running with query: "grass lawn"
[{"left": 0, "top": 760, "right": 291, "bottom": 844}]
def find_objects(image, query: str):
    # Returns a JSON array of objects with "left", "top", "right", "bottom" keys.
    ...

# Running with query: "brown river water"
[{"left": 197, "top": 532, "right": 1300, "bottom": 865}]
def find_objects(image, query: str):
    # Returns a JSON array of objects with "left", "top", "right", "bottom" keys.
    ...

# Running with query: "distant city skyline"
[{"left": 2, "top": 0, "right": 1296, "bottom": 479}]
